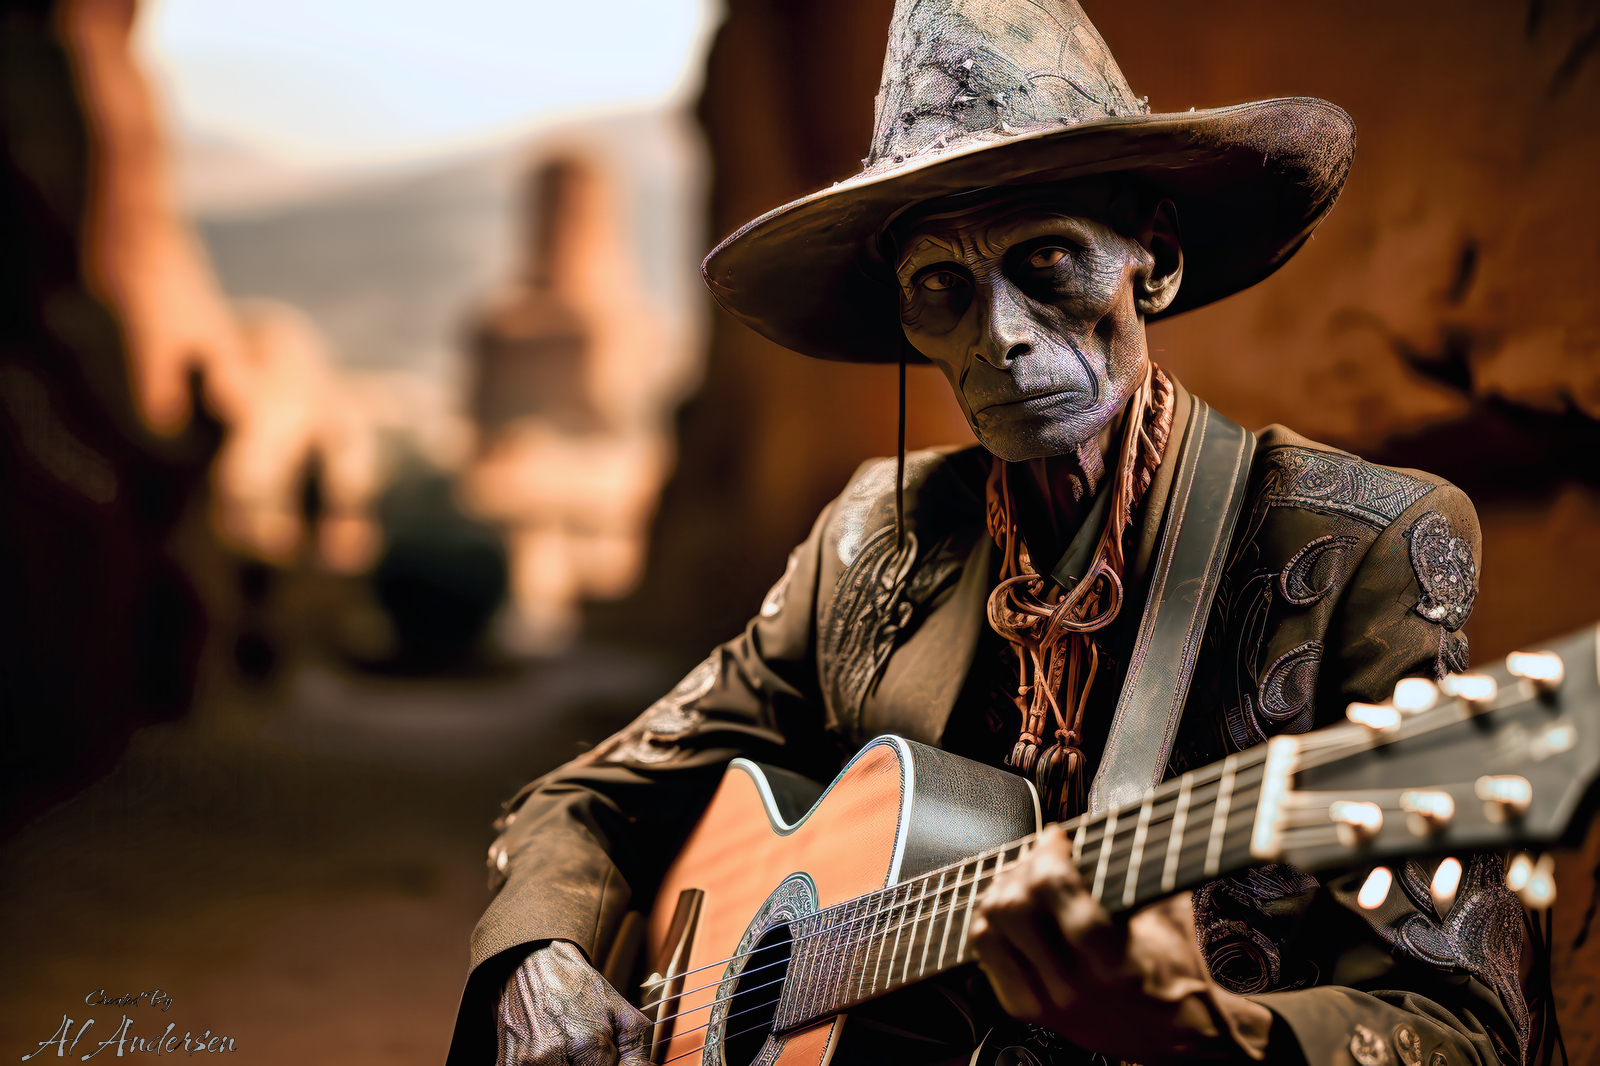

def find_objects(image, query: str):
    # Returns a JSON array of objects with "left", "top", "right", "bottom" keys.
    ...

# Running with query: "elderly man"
[{"left": 447, "top": 3, "right": 1527, "bottom": 1066}]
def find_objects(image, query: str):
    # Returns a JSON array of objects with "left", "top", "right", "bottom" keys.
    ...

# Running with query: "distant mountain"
[{"left": 187, "top": 110, "right": 705, "bottom": 383}]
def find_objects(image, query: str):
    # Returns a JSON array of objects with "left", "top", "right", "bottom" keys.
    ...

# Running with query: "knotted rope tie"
[{"left": 985, "top": 364, "right": 1173, "bottom": 821}]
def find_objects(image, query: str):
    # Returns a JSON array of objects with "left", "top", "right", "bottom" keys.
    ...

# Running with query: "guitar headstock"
[{"left": 1250, "top": 623, "right": 1600, "bottom": 907}]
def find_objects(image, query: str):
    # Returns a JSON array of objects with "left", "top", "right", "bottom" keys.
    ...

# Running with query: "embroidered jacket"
[{"left": 448, "top": 379, "right": 1521, "bottom": 1066}]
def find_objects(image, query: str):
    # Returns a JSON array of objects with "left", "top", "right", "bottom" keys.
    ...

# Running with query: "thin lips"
[{"left": 974, "top": 386, "right": 1082, "bottom": 415}]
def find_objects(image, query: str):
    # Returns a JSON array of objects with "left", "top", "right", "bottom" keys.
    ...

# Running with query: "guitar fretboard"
[{"left": 771, "top": 750, "right": 1267, "bottom": 1030}]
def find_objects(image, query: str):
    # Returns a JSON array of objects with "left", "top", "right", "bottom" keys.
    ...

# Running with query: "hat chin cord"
[{"left": 895, "top": 342, "right": 908, "bottom": 553}]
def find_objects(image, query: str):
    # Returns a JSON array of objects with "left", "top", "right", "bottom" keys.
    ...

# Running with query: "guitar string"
[
  {"left": 645, "top": 674, "right": 1437, "bottom": 1060},
  {"left": 644, "top": 706, "right": 1408, "bottom": 1011},
  {"left": 645, "top": 804, "right": 1171, "bottom": 1026},
  {"left": 649, "top": 789, "right": 1261, "bottom": 1065},
  {"left": 639, "top": 754, "right": 1266, "bottom": 1000},
  {"left": 648, "top": 977, "right": 804, "bottom": 1060},
  {"left": 651, "top": 728, "right": 1400, "bottom": 1066},
  {"left": 646, "top": 794, "right": 1267, "bottom": 1056},
  {"left": 640, "top": 773, "right": 1263, "bottom": 1032},
  {"left": 642, "top": 771, "right": 1265, "bottom": 1030},
  {"left": 820, "top": 768, "right": 1265, "bottom": 1009},
  {"left": 643, "top": 800, "right": 1267, "bottom": 1056},
  {"left": 820, "top": 781, "right": 1264, "bottom": 1014}
]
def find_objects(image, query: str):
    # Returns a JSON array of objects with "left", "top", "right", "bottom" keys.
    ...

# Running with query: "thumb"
[{"left": 616, "top": 1004, "right": 655, "bottom": 1066}]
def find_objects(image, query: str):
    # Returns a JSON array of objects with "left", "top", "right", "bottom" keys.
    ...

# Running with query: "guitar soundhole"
[{"left": 723, "top": 923, "right": 792, "bottom": 1066}]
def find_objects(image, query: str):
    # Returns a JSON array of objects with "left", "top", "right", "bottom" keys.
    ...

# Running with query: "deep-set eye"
[
  {"left": 919, "top": 270, "right": 965, "bottom": 292},
  {"left": 1027, "top": 247, "right": 1068, "bottom": 269}
]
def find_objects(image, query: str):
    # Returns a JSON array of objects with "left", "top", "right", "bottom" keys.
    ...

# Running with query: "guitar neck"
[{"left": 774, "top": 750, "right": 1267, "bottom": 1030}]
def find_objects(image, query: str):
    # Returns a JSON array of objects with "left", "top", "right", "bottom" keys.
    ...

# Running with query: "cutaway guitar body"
[
  {"left": 649, "top": 736, "right": 1041, "bottom": 1066},
  {"left": 637, "top": 626, "right": 1600, "bottom": 1066}
]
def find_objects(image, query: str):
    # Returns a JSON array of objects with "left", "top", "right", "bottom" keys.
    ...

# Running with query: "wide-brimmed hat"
[{"left": 702, "top": 0, "right": 1355, "bottom": 364}]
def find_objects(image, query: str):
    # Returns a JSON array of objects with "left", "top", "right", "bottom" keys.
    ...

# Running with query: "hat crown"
[{"left": 867, "top": 0, "right": 1147, "bottom": 171}]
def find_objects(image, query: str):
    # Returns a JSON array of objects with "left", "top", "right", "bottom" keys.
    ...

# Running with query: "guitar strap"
[{"left": 1086, "top": 398, "right": 1256, "bottom": 815}]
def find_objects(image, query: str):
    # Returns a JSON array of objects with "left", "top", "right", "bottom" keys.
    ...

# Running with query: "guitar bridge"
[{"left": 643, "top": 888, "right": 704, "bottom": 1064}]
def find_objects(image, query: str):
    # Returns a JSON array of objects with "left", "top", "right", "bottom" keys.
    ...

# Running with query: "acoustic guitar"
[{"left": 636, "top": 624, "right": 1600, "bottom": 1066}]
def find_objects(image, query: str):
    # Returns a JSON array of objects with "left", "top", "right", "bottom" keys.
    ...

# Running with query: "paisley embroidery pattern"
[
  {"left": 819, "top": 527, "right": 966, "bottom": 736},
  {"left": 589, "top": 655, "right": 718, "bottom": 765},
  {"left": 1361, "top": 855, "right": 1529, "bottom": 1053},
  {"left": 1261, "top": 447, "right": 1434, "bottom": 527},
  {"left": 1406, "top": 510, "right": 1477, "bottom": 631},
  {"left": 1278, "top": 534, "right": 1361, "bottom": 606},
  {"left": 832, "top": 454, "right": 940, "bottom": 567},
  {"left": 1218, "top": 571, "right": 1276, "bottom": 752},
  {"left": 1255, "top": 641, "right": 1322, "bottom": 728},
  {"left": 820, "top": 526, "right": 918, "bottom": 733},
  {"left": 1193, "top": 864, "right": 1321, "bottom": 995}
]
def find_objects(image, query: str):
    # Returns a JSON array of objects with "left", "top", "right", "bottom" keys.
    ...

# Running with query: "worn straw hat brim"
[{"left": 702, "top": 97, "right": 1354, "bottom": 364}]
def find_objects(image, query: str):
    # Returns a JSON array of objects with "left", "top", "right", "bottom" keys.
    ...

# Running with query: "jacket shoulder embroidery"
[
  {"left": 831, "top": 452, "right": 943, "bottom": 567},
  {"left": 587, "top": 655, "right": 717, "bottom": 765},
  {"left": 818, "top": 526, "right": 967, "bottom": 736},
  {"left": 1261, "top": 447, "right": 1434, "bottom": 527},
  {"left": 1405, "top": 510, "right": 1476, "bottom": 631}
]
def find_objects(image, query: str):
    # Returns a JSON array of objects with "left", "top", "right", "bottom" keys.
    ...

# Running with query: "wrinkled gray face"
[{"left": 894, "top": 187, "right": 1180, "bottom": 462}]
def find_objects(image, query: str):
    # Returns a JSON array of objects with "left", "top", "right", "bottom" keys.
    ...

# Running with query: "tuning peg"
[
  {"left": 1392, "top": 677, "right": 1438, "bottom": 713},
  {"left": 1330, "top": 800, "right": 1384, "bottom": 846},
  {"left": 1439, "top": 672, "right": 1497, "bottom": 711},
  {"left": 1506, "top": 650, "right": 1564, "bottom": 692},
  {"left": 1400, "top": 790, "right": 1455, "bottom": 834},
  {"left": 1475, "top": 775, "right": 1532, "bottom": 822},
  {"left": 1430, "top": 857, "right": 1462, "bottom": 915},
  {"left": 1507, "top": 851, "right": 1556, "bottom": 910},
  {"left": 1357, "top": 865, "right": 1393, "bottom": 909},
  {"left": 1346, "top": 702, "right": 1400, "bottom": 732},
  {"left": 1506, "top": 852, "right": 1533, "bottom": 891}
]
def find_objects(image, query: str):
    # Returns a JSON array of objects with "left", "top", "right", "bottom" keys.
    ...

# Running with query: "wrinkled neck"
[{"left": 1013, "top": 420, "right": 1118, "bottom": 570}]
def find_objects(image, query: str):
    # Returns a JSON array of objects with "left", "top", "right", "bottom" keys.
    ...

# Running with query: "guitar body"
[
  {"left": 633, "top": 625, "right": 1600, "bottom": 1066},
  {"left": 649, "top": 736, "right": 1040, "bottom": 1066}
]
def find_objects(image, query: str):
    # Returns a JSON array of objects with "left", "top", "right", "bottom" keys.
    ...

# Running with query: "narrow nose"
[{"left": 974, "top": 277, "right": 1032, "bottom": 371}]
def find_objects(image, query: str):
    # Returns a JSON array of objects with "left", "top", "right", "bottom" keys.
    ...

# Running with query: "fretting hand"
[
  {"left": 497, "top": 940, "right": 653, "bottom": 1066},
  {"left": 970, "top": 824, "right": 1272, "bottom": 1066}
]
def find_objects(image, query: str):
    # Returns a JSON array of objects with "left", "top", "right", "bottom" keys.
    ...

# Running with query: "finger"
[
  {"left": 567, "top": 1031, "right": 620, "bottom": 1066},
  {"left": 979, "top": 876, "right": 1079, "bottom": 993},
  {"left": 973, "top": 930, "right": 1053, "bottom": 1022},
  {"left": 982, "top": 831, "right": 1089, "bottom": 991},
  {"left": 615, "top": 1004, "right": 654, "bottom": 1066},
  {"left": 521, "top": 952, "right": 571, "bottom": 1049},
  {"left": 1029, "top": 834, "right": 1113, "bottom": 962},
  {"left": 1052, "top": 881, "right": 1113, "bottom": 946}
]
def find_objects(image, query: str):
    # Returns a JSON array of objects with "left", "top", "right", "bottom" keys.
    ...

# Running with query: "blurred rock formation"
[
  {"left": 58, "top": 0, "right": 392, "bottom": 572},
  {"left": 1, "top": 0, "right": 213, "bottom": 826},
  {"left": 592, "top": 0, "right": 977, "bottom": 661},
  {"left": 462, "top": 148, "right": 702, "bottom": 655}
]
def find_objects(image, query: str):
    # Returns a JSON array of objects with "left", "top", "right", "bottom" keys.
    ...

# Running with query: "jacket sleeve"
[
  {"left": 1248, "top": 483, "right": 1530, "bottom": 1066},
  {"left": 445, "top": 503, "right": 843, "bottom": 1063}
]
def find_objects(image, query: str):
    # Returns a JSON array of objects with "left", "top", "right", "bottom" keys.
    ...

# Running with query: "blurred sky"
[{"left": 142, "top": 0, "right": 720, "bottom": 166}]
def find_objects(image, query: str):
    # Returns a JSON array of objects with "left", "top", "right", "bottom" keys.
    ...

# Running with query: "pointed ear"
[{"left": 1135, "top": 199, "right": 1183, "bottom": 316}]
